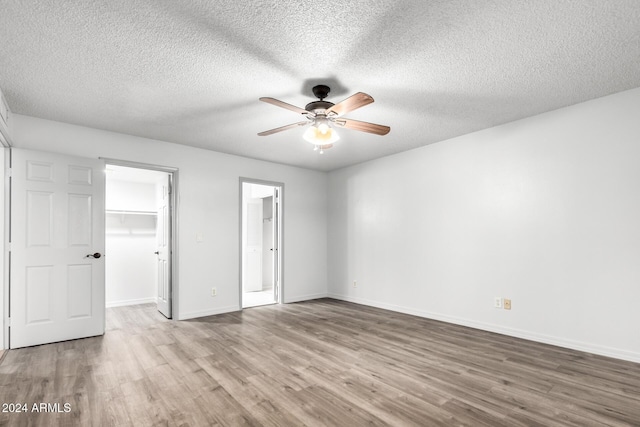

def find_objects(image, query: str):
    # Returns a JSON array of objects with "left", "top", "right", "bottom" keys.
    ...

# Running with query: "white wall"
[
  {"left": 105, "top": 180, "right": 157, "bottom": 307},
  {"left": 249, "top": 183, "right": 274, "bottom": 199},
  {"left": 328, "top": 87, "right": 640, "bottom": 363},
  {"left": 262, "top": 196, "right": 274, "bottom": 287},
  {"left": 12, "top": 115, "right": 328, "bottom": 320},
  {"left": 10, "top": 87, "right": 639, "bottom": 361},
  {"left": 106, "top": 179, "right": 157, "bottom": 212}
]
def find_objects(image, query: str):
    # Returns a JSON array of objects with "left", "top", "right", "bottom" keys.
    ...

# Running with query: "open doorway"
[
  {"left": 105, "top": 164, "right": 175, "bottom": 318},
  {"left": 241, "top": 180, "right": 282, "bottom": 308}
]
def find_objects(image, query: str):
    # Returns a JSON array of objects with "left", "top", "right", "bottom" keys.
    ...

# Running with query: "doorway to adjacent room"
[
  {"left": 240, "top": 180, "right": 282, "bottom": 308},
  {"left": 105, "top": 164, "right": 176, "bottom": 318}
]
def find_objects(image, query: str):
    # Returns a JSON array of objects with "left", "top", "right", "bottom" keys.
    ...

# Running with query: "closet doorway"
[
  {"left": 105, "top": 164, "right": 175, "bottom": 318},
  {"left": 241, "top": 180, "right": 283, "bottom": 308}
]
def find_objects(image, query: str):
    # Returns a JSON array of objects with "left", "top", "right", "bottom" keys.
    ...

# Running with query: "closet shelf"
[{"left": 106, "top": 210, "right": 157, "bottom": 216}]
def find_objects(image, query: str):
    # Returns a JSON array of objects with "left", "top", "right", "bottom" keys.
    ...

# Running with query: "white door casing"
[
  {"left": 10, "top": 148, "right": 105, "bottom": 348},
  {"left": 156, "top": 174, "right": 171, "bottom": 318}
]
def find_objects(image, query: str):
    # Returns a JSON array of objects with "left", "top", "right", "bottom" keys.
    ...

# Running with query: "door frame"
[
  {"left": 239, "top": 177, "right": 284, "bottom": 309},
  {"left": 103, "top": 158, "right": 179, "bottom": 320}
]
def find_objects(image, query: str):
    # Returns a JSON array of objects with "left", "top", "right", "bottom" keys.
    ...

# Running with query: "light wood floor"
[{"left": 1, "top": 299, "right": 639, "bottom": 426}]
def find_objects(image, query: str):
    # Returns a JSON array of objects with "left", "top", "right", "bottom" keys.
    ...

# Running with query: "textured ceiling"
[{"left": 1, "top": 1, "right": 639, "bottom": 171}]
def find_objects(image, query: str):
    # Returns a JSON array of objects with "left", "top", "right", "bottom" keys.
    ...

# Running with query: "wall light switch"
[{"left": 504, "top": 298, "right": 512, "bottom": 310}]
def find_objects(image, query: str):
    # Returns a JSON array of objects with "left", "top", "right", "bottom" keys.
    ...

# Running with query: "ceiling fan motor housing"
[
  {"left": 305, "top": 100, "right": 334, "bottom": 113},
  {"left": 311, "top": 84, "right": 331, "bottom": 100},
  {"left": 306, "top": 85, "right": 334, "bottom": 113}
]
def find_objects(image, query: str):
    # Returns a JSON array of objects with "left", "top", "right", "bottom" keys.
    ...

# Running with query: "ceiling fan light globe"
[
  {"left": 318, "top": 123, "right": 330, "bottom": 134},
  {"left": 303, "top": 125, "right": 340, "bottom": 145}
]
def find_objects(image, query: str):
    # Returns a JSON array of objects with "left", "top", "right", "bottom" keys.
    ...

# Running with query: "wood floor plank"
[{"left": 1, "top": 299, "right": 639, "bottom": 426}]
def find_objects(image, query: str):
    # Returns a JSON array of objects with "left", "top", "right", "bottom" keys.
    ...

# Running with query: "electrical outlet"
[
  {"left": 211, "top": 287, "right": 217, "bottom": 297},
  {"left": 494, "top": 297, "right": 502, "bottom": 308},
  {"left": 353, "top": 281, "right": 357, "bottom": 288},
  {"left": 504, "top": 298, "right": 511, "bottom": 310}
]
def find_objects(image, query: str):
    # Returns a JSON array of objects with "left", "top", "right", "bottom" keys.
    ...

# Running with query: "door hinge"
[
  {"left": 5, "top": 168, "right": 11, "bottom": 178},
  {"left": 6, "top": 317, "right": 10, "bottom": 327}
]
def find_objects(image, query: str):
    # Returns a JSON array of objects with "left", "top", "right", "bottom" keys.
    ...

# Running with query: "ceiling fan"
[{"left": 258, "top": 85, "right": 390, "bottom": 153}]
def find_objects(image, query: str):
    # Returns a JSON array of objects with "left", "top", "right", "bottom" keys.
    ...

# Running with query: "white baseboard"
[
  {"left": 284, "top": 292, "right": 328, "bottom": 304},
  {"left": 327, "top": 293, "right": 640, "bottom": 364},
  {"left": 106, "top": 297, "right": 156, "bottom": 308},
  {"left": 179, "top": 305, "right": 239, "bottom": 321}
]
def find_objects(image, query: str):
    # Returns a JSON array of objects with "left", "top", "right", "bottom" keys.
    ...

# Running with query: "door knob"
[
  {"left": 154, "top": 251, "right": 160, "bottom": 255},
  {"left": 85, "top": 252, "right": 102, "bottom": 259}
]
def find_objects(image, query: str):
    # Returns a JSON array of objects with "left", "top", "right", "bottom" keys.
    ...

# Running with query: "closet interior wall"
[{"left": 105, "top": 179, "right": 157, "bottom": 307}]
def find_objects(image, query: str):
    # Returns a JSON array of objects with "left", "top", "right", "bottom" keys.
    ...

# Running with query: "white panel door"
[
  {"left": 10, "top": 148, "right": 105, "bottom": 348},
  {"left": 244, "top": 198, "right": 263, "bottom": 292},
  {"left": 156, "top": 174, "right": 171, "bottom": 318}
]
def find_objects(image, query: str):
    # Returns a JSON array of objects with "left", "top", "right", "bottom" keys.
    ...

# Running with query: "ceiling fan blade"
[
  {"left": 257, "top": 121, "right": 309, "bottom": 136},
  {"left": 333, "top": 118, "right": 390, "bottom": 135},
  {"left": 326, "top": 92, "right": 374, "bottom": 116},
  {"left": 259, "top": 97, "right": 311, "bottom": 115}
]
